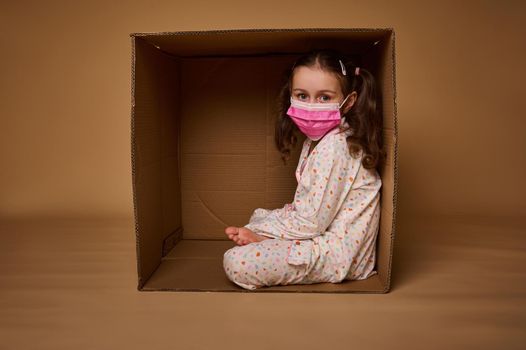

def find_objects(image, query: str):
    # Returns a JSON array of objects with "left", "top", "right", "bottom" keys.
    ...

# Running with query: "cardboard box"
[{"left": 130, "top": 28, "right": 398, "bottom": 293}]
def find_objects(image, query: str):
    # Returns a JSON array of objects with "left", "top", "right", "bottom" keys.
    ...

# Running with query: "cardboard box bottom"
[{"left": 139, "top": 240, "right": 387, "bottom": 293}]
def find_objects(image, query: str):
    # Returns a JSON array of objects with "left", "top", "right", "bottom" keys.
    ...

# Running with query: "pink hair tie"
[{"left": 355, "top": 67, "right": 360, "bottom": 76}]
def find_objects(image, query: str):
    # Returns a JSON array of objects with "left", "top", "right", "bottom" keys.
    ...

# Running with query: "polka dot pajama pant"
[{"left": 223, "top": 238, "right": 321, "bottom": 290}]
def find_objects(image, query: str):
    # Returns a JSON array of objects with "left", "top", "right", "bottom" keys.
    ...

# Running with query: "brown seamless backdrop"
[{"left": 0, "top": 1, "right": 525, "bottom": 349}]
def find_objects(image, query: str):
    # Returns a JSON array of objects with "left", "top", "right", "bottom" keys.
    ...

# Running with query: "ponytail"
[{"left": 340, "top": 63, "right": 386, "bottom": 171}]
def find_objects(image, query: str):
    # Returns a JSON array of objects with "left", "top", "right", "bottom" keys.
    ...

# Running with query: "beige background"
[{"left": 1, "top": 1, "right": 525, "bottom": 349}]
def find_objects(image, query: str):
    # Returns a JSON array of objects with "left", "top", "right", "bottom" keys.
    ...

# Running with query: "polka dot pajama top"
[{"left": 223, "top": 123, "right": 382, "bottom": 289}]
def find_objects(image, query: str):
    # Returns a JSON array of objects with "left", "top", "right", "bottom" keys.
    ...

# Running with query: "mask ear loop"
[{"left": 339, "top": 94, "right": 351, "bottom": 109}]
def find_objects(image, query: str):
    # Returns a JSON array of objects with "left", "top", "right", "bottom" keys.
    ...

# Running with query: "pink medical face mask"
[{"left": 286, "top": 94, "right": 350, "bottom": 141}]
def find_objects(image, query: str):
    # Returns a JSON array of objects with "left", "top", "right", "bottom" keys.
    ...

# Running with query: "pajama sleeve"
[{"left": 245, "top": 137, "right": 361, "bottom": 239}]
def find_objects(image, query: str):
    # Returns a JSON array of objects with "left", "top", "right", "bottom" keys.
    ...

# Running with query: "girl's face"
[{"left": 291, "top": 65, "right": 356, "bottom": 114}]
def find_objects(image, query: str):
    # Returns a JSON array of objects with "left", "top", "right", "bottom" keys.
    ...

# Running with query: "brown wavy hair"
[{"left": 274, "top": 48, "right": 386, "bottom": 171}]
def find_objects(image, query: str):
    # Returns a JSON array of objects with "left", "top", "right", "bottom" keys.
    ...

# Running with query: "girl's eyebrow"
[{"left": 293, "top": 88, "right": 336, "bottom": 94}]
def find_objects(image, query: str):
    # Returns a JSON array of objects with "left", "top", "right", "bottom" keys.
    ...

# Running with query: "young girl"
[{"left": 223, "top": 49, "right": 385, "bottom": 290}]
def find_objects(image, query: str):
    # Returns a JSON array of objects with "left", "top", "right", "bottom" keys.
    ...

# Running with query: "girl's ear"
[{"left": 342, "top": 91, "right": 358, "bottom": 114}]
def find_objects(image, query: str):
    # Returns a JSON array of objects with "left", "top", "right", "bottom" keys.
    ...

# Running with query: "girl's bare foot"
[{"left": 225, "top": 226, "right": 272, "bottom": 246}]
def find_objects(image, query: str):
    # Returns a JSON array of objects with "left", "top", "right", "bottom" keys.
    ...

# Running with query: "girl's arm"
[{"left": 244, "top": 137, "right": 361, "bottom": 239}]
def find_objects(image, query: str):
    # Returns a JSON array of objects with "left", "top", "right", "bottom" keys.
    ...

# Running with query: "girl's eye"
[{"left": 296, "top": 93, "right": 331, "bottom": 101}]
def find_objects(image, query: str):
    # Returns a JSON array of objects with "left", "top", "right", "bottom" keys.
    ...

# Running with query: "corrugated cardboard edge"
[
  {"left": 385, "top": 28, "right": 398, "bottom": 293},
  {"left": 128, "top": 27, "right": 393, "bottom": 38},
  {"left": 136, "top": 288, "right": 388, "bottom": 294},
  {"left": 130, "top": 34, "right": 144, "bottom": 290},
  {"left": 129, "top": 27, "right": 399, "bottom": 293}
]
